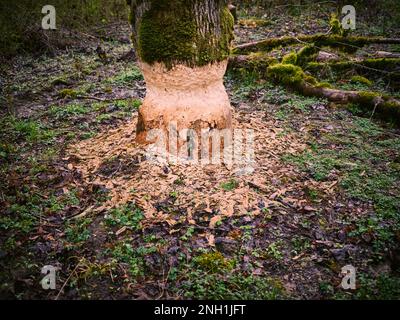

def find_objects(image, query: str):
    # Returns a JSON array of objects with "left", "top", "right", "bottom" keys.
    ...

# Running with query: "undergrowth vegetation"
[{"left": 1, "top": 0, "right": 400, "bottom": 300}]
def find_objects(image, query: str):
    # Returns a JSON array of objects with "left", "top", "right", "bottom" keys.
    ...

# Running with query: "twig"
[
  {"left": 75, "top": 95, "right": 110, "bottom": 102},
  {"left": 275, "top": 1, "right": 336, "bottom": 8},
  {"left": 369, "top": 100, "right": 380, "bottom": 120},
  {"left": 55, "top": 260, "right": 82, "bottom": 300}
]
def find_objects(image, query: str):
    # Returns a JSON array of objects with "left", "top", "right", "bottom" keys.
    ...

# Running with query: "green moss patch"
[
  {"left": 135, "top": 1, "right": 234, "bottom": 68},
  {"left": 267, "top": 63, "right": 317, "bottom": 86}
]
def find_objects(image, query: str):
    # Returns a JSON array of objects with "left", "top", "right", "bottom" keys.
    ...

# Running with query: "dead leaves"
[
  {"left": 209, "top": 215, "right": 222, "bottom": 229},
  {"left": 206, "top": 234, "right": 215, "bottom": 247},
  {"left": 64, "top": 109, "right": 311, "bottom": 233}
]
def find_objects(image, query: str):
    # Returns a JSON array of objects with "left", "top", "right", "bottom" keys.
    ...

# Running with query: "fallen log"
[
  {"left": 375, "top": 51, "right": 400, "bottom": 59},
  {"left": 228, "top": 53, "right": 278, "bottom": 76},
  {"left": 300, "top": 83, "right": 400, "bottom": 117},
  {"left": 228, "top": 53, "right": 400, "bottom": 123},
  {"left": 305, "top": 58, "right": 400, "bottom": 85},
  {"left": 229, "top": 54, "right": 400, "bottom": 83},
  {"left": 234, "top": 34, "right": 400, "bottom": 55},
  {"left": 267, "top": 63, "right": 400, "bottom": 123},
  {"left": 306, "top": 58, "right": 400, "bottom": 74}
]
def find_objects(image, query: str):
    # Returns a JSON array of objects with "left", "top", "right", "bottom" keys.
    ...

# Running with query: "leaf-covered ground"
[{"left": 1, "top": 4, "right": 400, "bottom": 299}]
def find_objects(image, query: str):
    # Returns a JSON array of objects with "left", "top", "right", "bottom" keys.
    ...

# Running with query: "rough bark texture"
[
  {"left": 130, "top": 0, "right": 234, "bottom": 68},
  {"left": 130, "top": 0, "right": 234, "bottom": 144}
]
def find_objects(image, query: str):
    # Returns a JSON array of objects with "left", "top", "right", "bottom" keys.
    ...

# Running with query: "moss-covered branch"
[
  {"left": 267, "top": 63, "right": 400, "bottom": 123},
  {"left": 305, "top": 58, "right": 400, "bottom": 76},
  {"left": 234, "top": 34, "right": 400, "bottom": 55},
  {"left": 228, "top": 53, "right": 400, "bottom": 124},
  {"left": 228, "top": 53, "right": 278, "bottom": 76}
]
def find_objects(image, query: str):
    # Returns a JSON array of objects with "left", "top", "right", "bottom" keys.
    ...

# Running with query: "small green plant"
[
  {"left": 240, "top": 225, "right": 253, "bottom": 241},
  {"left": 306, "top": 187, "right": 320, "bottom": 202},
  {"left": 0, "top": 142, "right": 15, "bottom": 160},
  {"left": 107, "top": 67, "right": 144, "bottom": 85},
  {"left": 112, "top": 242, "right": 144, "bottom": 278},
  {"left": 81, "top": 131, "right": 96, "bottom": 139},
  {"left": 192, "top": 251, "right": 234, "bottom": 273},
  {"left": 179, "top": 270, "right": 284, "bottom": 299},
  {"left": 104, "top": 203, "right": 144, "bottom": 230},
  {"left": 11, "top": 119, "right": 55, "bottom": 142},
  {"left": 65, "top": 218, "right": 92, "bottom": 243},
  {"left": 114, "top": 99, "right": 142, "bottom": 111},
  {"left": 319, "top": 281, "right": 334, "bottom": 295},
  {"left": 180, "top": 226, "right": 195, "bottom": 241},
  {"left": 0, "top": 204, "right": 37, "bottom": 235},
  {"left": 274, "top": 107, "right": 289, "bottom": 121},
  {"left": 49, "top": 103, "right": 90, "bottom": 119},
  {"left": 266, "top": 242, "right": 283, "bottom": 260},
  {"left": 291, "top": 236, "right": 311, "bottom": 255},
  {"left": 96, "top": 113, "right": 114, "bottom": 123},
  {"left": 220, "top": 179, "right": 238, "bottom": 191},
  {"left": 112, "top": 242, "right": 157, "bottom": 278}
]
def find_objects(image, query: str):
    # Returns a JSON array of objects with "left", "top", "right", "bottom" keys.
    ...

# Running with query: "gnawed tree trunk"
[{"left": 129, "top": 0, "right": 234, "bottom": 144}]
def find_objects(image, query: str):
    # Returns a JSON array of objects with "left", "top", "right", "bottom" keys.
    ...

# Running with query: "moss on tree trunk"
[{"left": 130, "top": 0, "right": 234, "bottom": 69}]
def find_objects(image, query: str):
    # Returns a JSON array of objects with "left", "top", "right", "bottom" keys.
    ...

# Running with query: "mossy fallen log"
[
  {"left": 228, "top": 52, "right": 400, "bottom": 123},
  {"left": 229, "top": 55, "right": 400, "bottom": 76},
  {"left": 234, "top": 34, "right": 400, "bottom": 55},
  {"left": 228, "top": 53, "right": 278, "bottom": 76},
  {"left": 305, "top": 58, "right": 400, "bottom": 86},
  {"left": 267, "top": 63, "right": 400, "bottom": 123},
  {"left": 306, "top": 58, "right": 400, "bottom": 74}
]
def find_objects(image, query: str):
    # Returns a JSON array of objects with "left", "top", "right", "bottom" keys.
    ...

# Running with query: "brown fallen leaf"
[
  {"left": 116, "top": 226, "right": 127, "bottom": 236},
  {"left": 209, "top": 215, "right": 222, "bottom": 228},
  {"left": 166, "top": 219, "right": 177, "bottom": 226},
  {"left": 206, "top": 234, "right": 215, "bottom": 246},
  {"left": 220, "top": 201, "right": 234, "bottom": 217},
  {"left": 303, "top": 205, "right": 317, "bottom": 212}
]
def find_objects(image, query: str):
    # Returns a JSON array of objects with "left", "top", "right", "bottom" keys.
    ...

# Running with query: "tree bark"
[{"left": 129, "top": 0, "right": 234, "bottom": 144}]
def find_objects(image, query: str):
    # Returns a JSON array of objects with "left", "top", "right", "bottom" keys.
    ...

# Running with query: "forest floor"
[{"left": 1, "top": 4, "right": 400, "bottom": 299}]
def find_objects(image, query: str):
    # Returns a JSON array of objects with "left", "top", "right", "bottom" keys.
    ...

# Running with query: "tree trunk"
[{"left": 130, "top": 0, "right": 234, "bottom": 144}]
